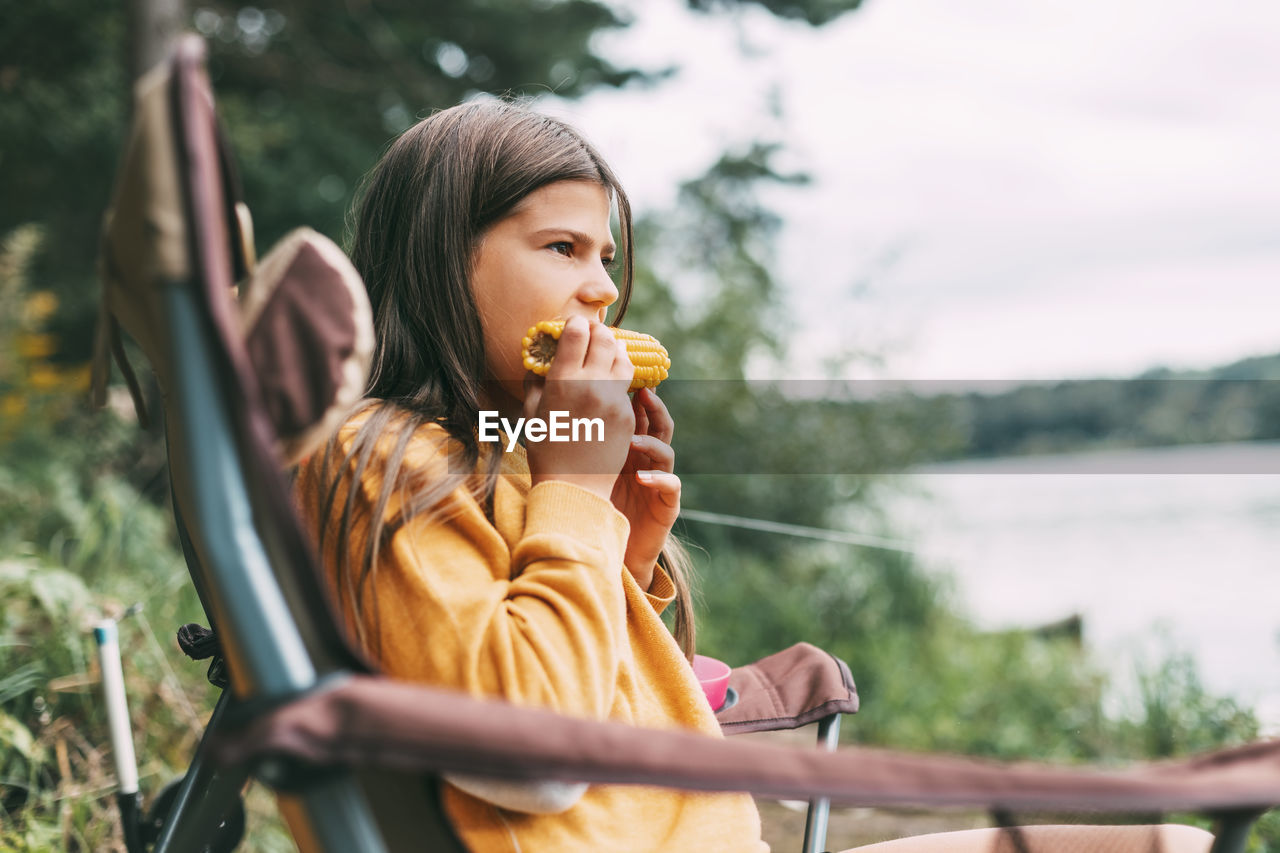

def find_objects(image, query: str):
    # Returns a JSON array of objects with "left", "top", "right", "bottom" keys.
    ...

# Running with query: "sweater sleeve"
[
  {"left": 643, "top": 564, "right": 677, "bottom": 616},
  {"left": 306, "top": 424, "right": 632, "bottom": 722}
]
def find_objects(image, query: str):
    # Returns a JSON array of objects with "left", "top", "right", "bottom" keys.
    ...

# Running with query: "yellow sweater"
[{"left": 295, "top": 414, "right": 767, "bottom": 853}]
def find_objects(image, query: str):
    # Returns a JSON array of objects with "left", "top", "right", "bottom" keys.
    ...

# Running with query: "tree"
[{"left": 0, "top": 0, "right": 865, "bottom": 367}]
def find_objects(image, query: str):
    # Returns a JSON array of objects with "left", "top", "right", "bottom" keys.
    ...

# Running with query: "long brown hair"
[{"left": 308, "top": 100, "right": 696, "bottom": 659}]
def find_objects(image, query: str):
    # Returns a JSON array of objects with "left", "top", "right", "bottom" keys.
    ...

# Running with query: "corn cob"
[{"left": 521, "top": 319, "right": 670, "bottom": 392}]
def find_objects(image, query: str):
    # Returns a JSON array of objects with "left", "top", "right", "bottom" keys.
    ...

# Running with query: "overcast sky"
[{"left": 551, "top": 0, "right": 1280, "bottom": 381}]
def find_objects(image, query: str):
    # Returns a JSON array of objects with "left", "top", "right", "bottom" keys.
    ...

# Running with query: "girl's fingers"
[
  {"left": 548, "top": 316, "right": 590, "bottom": 375},
  {"left": 634, "top": 470, "right": 681, "bottom": 507},
  {"left": 632, "top": 387, "right": 674, "bottom": 442},
  {"left": 629, "top": 434, "right": 674, "bottom": 472},
  {"left": 581, "top": 321, "right": 619, "bottom": 373},
  {"left": 632, "top": 394, "right": 650, "bottom": 437},
  {"left": 612, "top": 337, "right": 634, "bottom": 383}
]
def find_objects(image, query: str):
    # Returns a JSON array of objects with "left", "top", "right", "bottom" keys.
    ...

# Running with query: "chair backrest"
[
  {"left": 98, "top": 35, "right": 474, "bottom": 852},
  {"left": 97, "top": 35, "right": 373, "bottom": 699}
]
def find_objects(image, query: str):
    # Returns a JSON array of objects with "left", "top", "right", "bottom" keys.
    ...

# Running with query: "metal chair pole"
[{"left": 801, "top": 712, "right": 842, "bottom": 853}]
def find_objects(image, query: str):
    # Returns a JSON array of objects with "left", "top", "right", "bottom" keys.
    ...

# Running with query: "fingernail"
[{"left": 636, "top": 471, "right": 654, "bottom": 483}]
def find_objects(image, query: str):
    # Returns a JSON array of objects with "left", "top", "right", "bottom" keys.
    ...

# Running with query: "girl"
[{"left": 297, "top": 101, "right": 1212, "bottom": 853}]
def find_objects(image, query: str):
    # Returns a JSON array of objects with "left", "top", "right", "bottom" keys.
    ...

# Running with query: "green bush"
[
  {"left": 695, "top": 525, "right": 1260, "bottom": 762},
  {"left": 0, "top": 225, "right": 293, "bottom": 851}
]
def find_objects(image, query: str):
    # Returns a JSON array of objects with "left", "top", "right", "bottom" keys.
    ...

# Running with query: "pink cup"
[{"left": 692, "top": 654, "right": 732, "bottom": 711}]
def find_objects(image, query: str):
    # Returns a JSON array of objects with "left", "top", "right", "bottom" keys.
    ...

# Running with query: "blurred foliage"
[
  {"left": 0, "top": 225, "right": 292, "bottom": 849},
  {"left": 0, "top": 227, "right": 92, "bottom": 437},
  {"left": 688, "top": 0, "right": 865, "bottom": 26},
  {"left": 0, "top": 2, "right": 129, "bottom": 366}
]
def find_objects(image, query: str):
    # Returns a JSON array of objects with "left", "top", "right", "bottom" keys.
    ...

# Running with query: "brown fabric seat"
[{"left": 717, "top": 642, "right": 858, "bottom": 735}]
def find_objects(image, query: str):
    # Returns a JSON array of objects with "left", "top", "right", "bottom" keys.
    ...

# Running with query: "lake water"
[{"left": 889, "top": 441, "right": 1280, "bottom": 733}]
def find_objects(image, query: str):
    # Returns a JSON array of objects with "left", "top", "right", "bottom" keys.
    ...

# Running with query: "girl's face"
[{"left": 471, "top": 179, "right": 620, "bottom": 408}]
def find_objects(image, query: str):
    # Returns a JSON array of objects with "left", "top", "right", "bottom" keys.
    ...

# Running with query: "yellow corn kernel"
[{"left": 521, "top": 319, "right": 670, "bottom": 392}]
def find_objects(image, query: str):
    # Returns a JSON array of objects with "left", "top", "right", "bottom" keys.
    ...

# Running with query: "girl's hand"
[
  {"left": 524, "top": 317, "right": 635, "bottom": 502},
  {"left": 610, "top": 387, "right": 680, "bottom": 590}
]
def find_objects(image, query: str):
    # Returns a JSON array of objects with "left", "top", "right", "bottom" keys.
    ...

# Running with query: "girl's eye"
[
  {"left": 601, "top": 256, "right": 616, "bottom": 270},
  {"left": 548, "top": 241, "right": 572, "bottom": 256}
]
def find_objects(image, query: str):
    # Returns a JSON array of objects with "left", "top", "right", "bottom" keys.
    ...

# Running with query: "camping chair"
[
  {"left": 94, "top": 34, "right": 1280, "bottom": 853},
  {"left": 94, "top": 33, "right": 857, "bottom": 853}
]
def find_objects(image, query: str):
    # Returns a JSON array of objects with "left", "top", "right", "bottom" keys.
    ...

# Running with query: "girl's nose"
[{"left": 579, "top": 264, "right": 619, "bottom": 309}]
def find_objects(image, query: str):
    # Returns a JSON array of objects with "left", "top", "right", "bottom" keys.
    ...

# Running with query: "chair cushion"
[
  {"left": 238, "top": 227, "right": 372, "bottom": 464},
  {"left": 715, "top": 642, "right": 859, "bottom": 734}
]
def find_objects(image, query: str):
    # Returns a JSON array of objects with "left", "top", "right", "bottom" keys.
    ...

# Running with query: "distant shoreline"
[{"left": 914, "top": 438, "right": 1280, "bottom": 475}]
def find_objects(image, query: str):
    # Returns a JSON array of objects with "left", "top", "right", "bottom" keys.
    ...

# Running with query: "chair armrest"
[
  {"left": 715, "top": 642, "right": 859, "bottom": 735},
  {"left": 211, "top": 673, "right": 1280, "bottom": 821}
]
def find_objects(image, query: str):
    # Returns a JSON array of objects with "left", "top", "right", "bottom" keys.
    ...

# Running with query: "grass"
[{"left": 0, "top": 448, "right": 274, "bottom": 850}]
